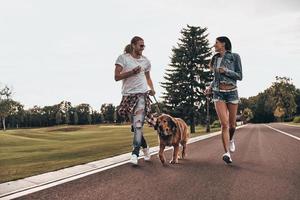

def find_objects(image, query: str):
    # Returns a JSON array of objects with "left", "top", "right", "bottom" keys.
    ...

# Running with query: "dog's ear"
[{"left": 168, "top": 117, "right": 177, "bottom": 133}]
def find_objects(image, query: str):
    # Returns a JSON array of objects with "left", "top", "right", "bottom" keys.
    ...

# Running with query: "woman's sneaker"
[
  {"left": 130, "top": 154, "right": 138, "bottom": 165},
  {"left": 142, "top": 146, "right": 151, "bottom": 161},
  {"left": 222, "top": 152, "right": 232, "bottom": 164},
  {"left": 229, "top": 140, "right": 235, "bottom": 153}
]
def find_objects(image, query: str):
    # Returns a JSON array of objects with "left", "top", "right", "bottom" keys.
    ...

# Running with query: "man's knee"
[{"left": 134, "top": 120, "right": 143, "bottom": 129}]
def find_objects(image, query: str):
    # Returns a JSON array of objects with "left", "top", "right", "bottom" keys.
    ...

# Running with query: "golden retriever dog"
[{"left": 154, "top": 114, "right": 189, "bottom": 164}]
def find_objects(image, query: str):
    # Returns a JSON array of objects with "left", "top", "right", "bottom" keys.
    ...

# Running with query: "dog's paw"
[
  {"left": 169, "top": 159, "right": 178, "bottom": 164},
  {"left": 160, "top": 158, "right": 166, "bottom": 165}
]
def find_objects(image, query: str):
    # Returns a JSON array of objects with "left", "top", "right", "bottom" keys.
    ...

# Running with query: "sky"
[{"left": 1, "top": 0, "right": 300, "bottom": 110}]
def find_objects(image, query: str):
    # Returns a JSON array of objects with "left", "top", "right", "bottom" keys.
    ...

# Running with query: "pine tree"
[{"left": 161, "top": 25, "right": 213, "bottom": 133}]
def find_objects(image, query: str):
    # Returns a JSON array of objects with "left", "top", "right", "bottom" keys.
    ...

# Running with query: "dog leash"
[{"left": 152, "top": 95, "right": 162, "bottom": 114}]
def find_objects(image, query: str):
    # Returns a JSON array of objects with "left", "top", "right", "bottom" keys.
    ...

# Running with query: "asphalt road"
[{"left": 17, "top": 123, "right": 300, "bottom": 200}]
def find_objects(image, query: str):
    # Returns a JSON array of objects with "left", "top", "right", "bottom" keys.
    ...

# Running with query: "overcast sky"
[{"left": 1, "top": 0, "right": 300, "bottom": 109}]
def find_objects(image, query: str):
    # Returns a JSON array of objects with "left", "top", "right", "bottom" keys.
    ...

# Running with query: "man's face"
[{"left": 133, "top": 40, "right": 145, "bottom": 56}]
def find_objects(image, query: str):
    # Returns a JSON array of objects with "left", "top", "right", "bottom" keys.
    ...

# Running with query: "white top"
[
  {"left": 115, "top": 53, "right": 151, "bottom": 96},
  {"left": 216, "top": 57, "right": 223, "bottom": 68}
]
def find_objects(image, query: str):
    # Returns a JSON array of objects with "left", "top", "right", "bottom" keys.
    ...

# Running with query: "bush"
[
  {"left": 293, "top": 116, "right": 300, "bottom": 123},
  {"left": 284, "top": 116, "right": 294, "bottom": 122},
  {"left": 211, "top": 120, "right": 221, "bottom": 128}
]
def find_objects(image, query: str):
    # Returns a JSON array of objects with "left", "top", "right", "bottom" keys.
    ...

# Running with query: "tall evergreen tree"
[{"left": 161, "top": 25, "right": 213, "bottom": 133}]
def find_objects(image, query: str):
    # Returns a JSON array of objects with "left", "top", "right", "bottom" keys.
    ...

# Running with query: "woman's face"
[{"left": 214, "top": 40, "right": 225, "bottom": 52}]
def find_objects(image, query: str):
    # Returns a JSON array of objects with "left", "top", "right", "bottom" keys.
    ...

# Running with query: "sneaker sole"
[
  {"left": 223, "top": 155, "right": 232, "bottom": 164},
  {"left": 144, "top": 157, "right": 151, "bottom": 161},
  {"left": 130, "top": 161, "right": 138, "bottom": 165}
]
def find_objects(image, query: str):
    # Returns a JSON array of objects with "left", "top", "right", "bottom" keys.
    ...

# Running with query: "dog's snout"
[{"left": 159, "top": 126, "right": 164, "bottom": 132}]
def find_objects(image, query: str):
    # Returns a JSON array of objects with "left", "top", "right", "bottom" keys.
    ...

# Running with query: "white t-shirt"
[{"left": 115, "top": 53, "right": 151, "bottom": 96}]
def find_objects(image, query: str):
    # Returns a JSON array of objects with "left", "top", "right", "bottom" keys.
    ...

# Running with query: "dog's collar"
[{"left": 158, "top": 132, "right": 172, "bottom": 139}]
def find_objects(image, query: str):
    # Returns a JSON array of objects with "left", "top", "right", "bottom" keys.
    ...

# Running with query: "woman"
[
  {"left": 114, "top": 36, "right": 156, "bottom": 165},
  {"left": 205, "top": 36, "right": 243, "bottom": 164}
]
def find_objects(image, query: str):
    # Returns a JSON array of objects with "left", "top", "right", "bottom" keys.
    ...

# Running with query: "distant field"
[{"left": 0, "top": 124, "right": 220, "bottom": 183}]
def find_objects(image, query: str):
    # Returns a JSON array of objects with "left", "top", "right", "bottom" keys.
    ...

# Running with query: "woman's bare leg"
[
  {"left": 214, "top": 101, "right": 230, "bottom": 152},
  {"left": 227, "top": 103, "right": 238, "bottom": 140}
]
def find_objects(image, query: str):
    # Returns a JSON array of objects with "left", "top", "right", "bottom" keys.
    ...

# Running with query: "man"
[{"left": 114, "top": 36, "right": 156, "bottom": 165}]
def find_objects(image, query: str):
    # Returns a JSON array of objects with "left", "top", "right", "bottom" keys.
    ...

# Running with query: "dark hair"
[
  {"left": 131, "top": 36, "right": 143, "bottom": 45},
  {"left": 216, "top": 36, "right": 232, "bottom": 51}
]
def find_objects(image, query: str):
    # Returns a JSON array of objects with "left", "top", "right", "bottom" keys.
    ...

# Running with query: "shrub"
[
  {"left": 293, "top": 116, "right": 300, "bottom": 123},
  {"left": 211, "top": 120, "right": 221, "bottom": 128}
]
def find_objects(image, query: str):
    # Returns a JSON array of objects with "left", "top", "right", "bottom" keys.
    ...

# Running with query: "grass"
[
  {"left": 286, "top": 122, "right": 300, "bottom": 126},
  {"left": 0, "top": 124, "right": 220, "bottom": 183}
]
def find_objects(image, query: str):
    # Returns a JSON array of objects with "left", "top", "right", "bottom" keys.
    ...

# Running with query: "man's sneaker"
[
  {"left": 130, "top": 154, "right": 138, "bottom": 165},
  {"left": 222, "top": 152, "right": 232, "bottom": 164},
  {"left": 142, "top": 146, "right": 151, "bottom": 161},
  {"left": 229, "top": 140, "right": 236, "bottom": 153}
]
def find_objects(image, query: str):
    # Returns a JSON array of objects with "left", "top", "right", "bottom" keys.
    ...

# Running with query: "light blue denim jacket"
[{"left": 210, "top": 51, "right": 243, "bottom": 91}]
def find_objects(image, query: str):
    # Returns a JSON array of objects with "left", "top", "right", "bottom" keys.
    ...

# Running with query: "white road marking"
[{"left": 264, "top": 124, "right": 300, "bottom": 141}]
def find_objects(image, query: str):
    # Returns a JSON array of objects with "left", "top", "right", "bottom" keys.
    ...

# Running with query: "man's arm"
[
  {"left": 145, "top": 71, "right": 155, "bottom": 96},
  {"left": 114, "top": 64, "right": 141, "bottom": 81}
]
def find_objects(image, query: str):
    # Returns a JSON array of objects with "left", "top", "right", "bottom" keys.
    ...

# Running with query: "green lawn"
[
  {"left": 287, "top": 122, "right": 300, "bottom": 126},
  {"left": 0, "top": 124, "right": 219, "bottom": 183}
]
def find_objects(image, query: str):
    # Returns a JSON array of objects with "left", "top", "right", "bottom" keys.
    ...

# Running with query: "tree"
[
  {"left": 161, "top": 25, "right": 213, "bottom": 133},
  {"left": 270, "top": 77, "right": 297, "bottom": 120},
  {"left": 76, "top": 103, "right": 92, "bottom": 124},
  {"left": 7, "top": 103, "right": 25, "bottom": 128},
  {"left": 295, "top": 89, "right": 300, "bottom": 115},
  {"left": 0, "top": 85, "right": 19, "bottom": 131},
  {"left": 239, "top": 76, "right": 298, "bottom": 123},
  {"left": 74, "top": 111, "right": 79, "bottom": 125},
  {"left": 242, "top": 108, "right": 253, "bottom": 123},
  {"left": 56, "top": 111, "right": 62, "bottom": 125},
  {"left": 100, "top": 103, "right": 116, "bottom": 123}
]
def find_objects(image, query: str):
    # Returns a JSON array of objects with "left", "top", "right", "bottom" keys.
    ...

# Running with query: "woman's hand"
[{"left": 218, "top": 66, "right": 227, "bottom": 74}]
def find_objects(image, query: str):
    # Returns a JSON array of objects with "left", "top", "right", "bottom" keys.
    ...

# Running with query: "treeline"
[
  {"left": 240, "top": 77, "right": 300, "bottom": 123},
  {"left": 0, "top": 99, "right": 124, "bottom": 130}
]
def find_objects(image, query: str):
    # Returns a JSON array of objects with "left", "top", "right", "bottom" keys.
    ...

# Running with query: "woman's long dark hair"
[{"left": 216, "top": 36, "right": 232, "bottom": 52}]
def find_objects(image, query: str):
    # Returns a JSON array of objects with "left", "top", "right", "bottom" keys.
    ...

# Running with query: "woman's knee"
[{"left": 220, "top": 121, "right": 229, "bottom": 129}]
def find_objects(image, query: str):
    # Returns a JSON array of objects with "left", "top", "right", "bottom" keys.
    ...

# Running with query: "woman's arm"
[{"left": 223, "top": 54, "right": 243, "bottom": 80}]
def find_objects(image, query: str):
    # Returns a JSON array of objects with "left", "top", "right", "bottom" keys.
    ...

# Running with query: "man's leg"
[{"left": 132, "top": 97, "right": 146, "bottom": 156}]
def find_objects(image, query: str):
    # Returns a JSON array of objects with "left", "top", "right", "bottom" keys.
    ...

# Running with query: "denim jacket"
[{"left": 210, "top": 51, "right": 243, "bottom": 91}]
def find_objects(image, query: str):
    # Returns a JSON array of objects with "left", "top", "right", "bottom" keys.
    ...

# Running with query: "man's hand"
[
  {"left": 132, "top": 66, "right": 141, "bottom": 74},
  {"left": 149, "top": 89, "right": 156, "bottom": 96},
  {"left": 204, "top": 86, "right": 212, "bottom": 96}
]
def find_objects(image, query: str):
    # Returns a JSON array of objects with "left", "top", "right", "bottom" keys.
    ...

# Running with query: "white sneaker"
[
  {"left": 229, "top": 140, "right": 235, "bottom": 153},
  {"left": 142, "top": 146, "right": 151, "bottom": 161},
  {"left": 130, "top": 154, "right": 138, "bottom": 165},
  {"left": 222, "top": 152, "right": 232, "bottom": 164}
]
